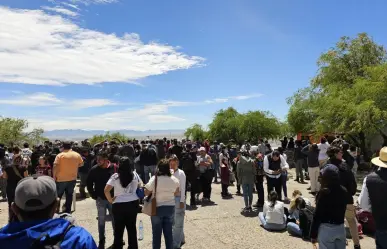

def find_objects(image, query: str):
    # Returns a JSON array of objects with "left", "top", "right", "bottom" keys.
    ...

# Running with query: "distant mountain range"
[{"left": 43, "top": 129, "right": 185, "bottom": 140}]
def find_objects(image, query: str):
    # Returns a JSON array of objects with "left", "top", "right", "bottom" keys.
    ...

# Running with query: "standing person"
[
  {"left": 196, "top": 147, "right": 213, "bottom": 203},
  {"left": 145, "top": 159, "right": 180, "bottom": 249},
  {"left": 349, "top": 145, "right": 359, "bottom": 178},
  {"left": 294, "top": 140, "right": 306, "bottom": 183},
  {"left": 258, "top": 191, "right": 286, "bottom": 231},
  {"left": 257, "top": 139, "right": 266, "bottom": 156},
  {"left": 318, "top": 137, "right": 330, "bottom": 167},
  {"left": 237, "top": 150, "right": 255, "bottom": 212},
  {"left": 180, "top": 145, "right": 198, "bottom": 207},
  {"left": 263, "top": 150, "right": 289, "bottom": 201},
  {"left": 210, "top": 145, "right": 220, "bottom": 183},
  {"left": 53, "top": 142, "right": 84, "bottom": 213},
  {"left": 0, "top": 176, "right": 97, "bottom": 249},
  {"left": 253, "top": 153, "right": 265, "bottom": 208},
  {"left": 2, "top": 153, "right": 28, "bottom": 222},
  {"left": 220, "top": 157, "right": 231, "bottom": 198},
  {"left": 169, "top": 155, "right": 186, "bottom": 249},
  {"left": 281, "top": 137, "right": 288, "bottom": 149},
  {"left": 168, "top": 140, "right": 183, "bottom": 163},
  {"left": 104, "top": 157, "right": 141, "bottom": 249},
  {"left": 326, "top": 146, "right": 360, "bottom": 249},
  {"left": 35, "top": 156, "right": 52, "bottom": 177},
  {"left": 358, "top": 147, "right": 387, "bottom": 249},
  {"left": 140, "top": 144, "right": 158, "bottom": 184},
  {"left": 302, "top": 144, "right": 320, "bottom": 195},
  {"left": 21, "top": 143, "right": 33, "bottom": 175},
  {"left": 277, "top": 147, "right": 290, "bottom": 203},
  {"left": 79, "top": 147, "right": 93, "bottom": 198},
  {"left": 311, "top": 165, "right": 348, "bottom": 249},
  {"left": 87, "top": 152, "right": 115, "bottom": 249}
]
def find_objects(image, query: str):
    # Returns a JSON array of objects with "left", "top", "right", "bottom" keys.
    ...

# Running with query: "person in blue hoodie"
[{"left": 0, "top": 175, "right": 97, "bottom": 249}]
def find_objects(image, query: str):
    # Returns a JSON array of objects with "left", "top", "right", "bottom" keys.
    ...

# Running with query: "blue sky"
[{"left": 1, "top": 0, "right": 387, "bottom": 131}]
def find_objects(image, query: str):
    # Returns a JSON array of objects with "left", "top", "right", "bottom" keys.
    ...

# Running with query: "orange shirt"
[{"left": 53, "top": 150, "right": 83, "bottom": 182}]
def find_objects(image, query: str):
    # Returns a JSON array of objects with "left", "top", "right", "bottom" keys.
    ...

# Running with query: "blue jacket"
[{"left": 0, "top": 218, "right": 97, "bottom": 249}]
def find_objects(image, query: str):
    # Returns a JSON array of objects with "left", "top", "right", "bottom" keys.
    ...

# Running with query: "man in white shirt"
[
  {"left": 169, "top": 155, "right": 186, "bottom": 249},
  {"left": 263, "top": 150, "right": 289, "bottom": 201},
  {"left": 317, "top": 137, "right": 330, "bottom": 167}
]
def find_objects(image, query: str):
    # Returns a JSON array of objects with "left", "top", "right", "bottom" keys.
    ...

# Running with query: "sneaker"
[
  {"left": 354, "top": 245, "right": 361, "bottom": 249},
  {"left": 295, "top": 178, "right": 299, "bottom": 182},
  {"left": 242, "top": 207, "right": 249, "bottom": 212},
  {"left": 248, "top": 207, "right": 253, "bottom": 212},
  {"left": 236, "top": 191, "right": 242, "bottom": 195},
  {"left": 307, "top": 187, "right": 311, "bottom": 190}
]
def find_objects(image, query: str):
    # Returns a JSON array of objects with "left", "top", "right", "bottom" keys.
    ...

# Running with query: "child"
[
  {"left": 35, "top": 156, "right": 52, "bottom": 177},
  {"left": 220, "top": 157, "right": 232, "bottom": 198}
]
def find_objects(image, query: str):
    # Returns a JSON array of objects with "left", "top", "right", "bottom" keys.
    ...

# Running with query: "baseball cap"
[{"left": 15, "top": 175, "right": 57, "bottom": 212}]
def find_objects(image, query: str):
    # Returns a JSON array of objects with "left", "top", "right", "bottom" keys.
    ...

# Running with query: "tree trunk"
[{"left": 359, "top": 131, "right": 370, "bottom": 162}]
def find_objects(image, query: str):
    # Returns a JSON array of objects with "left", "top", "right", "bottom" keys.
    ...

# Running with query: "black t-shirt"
[
  {"left": 4, "top": 165, "right": 27, "bottom": 200},
  {"left": 169, "top": 145, "right": 183, "bottom": 160}
]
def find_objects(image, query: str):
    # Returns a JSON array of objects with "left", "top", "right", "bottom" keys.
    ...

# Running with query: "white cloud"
[
  {"left": 0, "top": 7, "right": 204, "bottom": 86},
  {"left": 42, "top": 6, "right": 78, "bottom": 17},
  {"left": 0, "top": 92, "right": 117, "bottom": 108},
  {"left": 0, "top": 92, "right": 62, "bottom": 106},
  {"left": 60, "top": 3, "right": 81, "bottom": 10},
  {"left": 14, "top": 92, "right": 262, "bottom": 130}
]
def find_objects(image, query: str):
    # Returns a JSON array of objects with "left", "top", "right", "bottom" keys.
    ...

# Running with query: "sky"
[{"left": 1, "top": 0, "right": 387, "bottom": 131}]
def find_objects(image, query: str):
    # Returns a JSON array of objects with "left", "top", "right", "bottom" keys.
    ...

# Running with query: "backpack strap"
[{"left": 30, "top": 223, "right": 74, "bottom": 248}]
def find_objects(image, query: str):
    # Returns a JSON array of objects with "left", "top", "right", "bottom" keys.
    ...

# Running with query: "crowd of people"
[{"left": 0, "top": 135, "right": 385, "bottom": 249}]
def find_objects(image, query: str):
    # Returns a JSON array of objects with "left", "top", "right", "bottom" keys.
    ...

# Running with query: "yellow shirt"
[{"left": 53, "top": 150, "right": 83, "bottom": 182}]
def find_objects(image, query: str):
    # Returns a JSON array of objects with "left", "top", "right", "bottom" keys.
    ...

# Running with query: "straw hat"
[{"left": 371, "top": 147, "right": 387, "bottom": 168}]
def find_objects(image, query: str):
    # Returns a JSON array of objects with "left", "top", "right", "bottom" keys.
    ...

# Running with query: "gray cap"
[{"left": 15, "top": 175, "right": 57, "bottom": 211}]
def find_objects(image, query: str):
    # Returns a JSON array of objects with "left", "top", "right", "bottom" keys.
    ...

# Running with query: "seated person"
[
  {"left": 289, "top": 190, "right": 311, "bottom": 220},
  {"left": 287, "top": 197, "right": 315, "bottom": 239},
  {"left": 259, "top": 191, "right": 286, "bottom": 230},
  {"left": 0, "top": 175, "right": 97, "bottom": 249}
]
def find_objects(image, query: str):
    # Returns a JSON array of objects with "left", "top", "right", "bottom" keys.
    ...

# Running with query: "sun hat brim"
[{"left": 371, "top": 157, "right": 387, "bottom": 168}]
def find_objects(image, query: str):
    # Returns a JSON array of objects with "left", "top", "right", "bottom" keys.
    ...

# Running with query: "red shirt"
[{"left": 36, "top": 165, "right": 52, "bottom": 177}]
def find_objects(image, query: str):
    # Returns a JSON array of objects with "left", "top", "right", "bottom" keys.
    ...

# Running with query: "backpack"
[
  {"left": 20, "top": 153, "right": 31, "bottom": 168},
  {"left": 299, "top": 205, "right": 315, "bottom": 240},
  {"left": 181, "top": 154, "right": 196, "bottom": 173},
  {"left": 31, "top": 223, "right": 74, "bottom": 249}
]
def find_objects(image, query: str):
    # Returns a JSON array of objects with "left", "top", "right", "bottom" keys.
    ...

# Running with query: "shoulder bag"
[{"left": 142, "top": 175, "right": 157, "bottom": 216}]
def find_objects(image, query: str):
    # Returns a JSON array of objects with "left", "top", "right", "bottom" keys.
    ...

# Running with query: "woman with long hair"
[
  {"left": 2, "top": 146, "right": 28, "bottom": 222},
  {"left": 104, "top": 157, "right": 142, "bottom": 249},
  {"left": 258, "top": 191, "right": 286, "bottom": 231},
  {"left": 311, "top": 164, "right": 347, "bottom": 249},
  {"left": 145, "top": 159, "right": 180, "bottom": 249}
]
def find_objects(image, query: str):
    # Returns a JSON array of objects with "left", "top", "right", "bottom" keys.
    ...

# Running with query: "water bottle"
[{"left": 138, "top": 220, "right": 144, "bottom": 240}]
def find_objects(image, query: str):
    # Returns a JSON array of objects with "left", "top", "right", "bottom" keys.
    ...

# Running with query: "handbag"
[
  {"left": 142, "top": 175, "right": 157, "bottom": 216},
  {"left": 135, "top": 172, "right": 145, "bottom": 199}
]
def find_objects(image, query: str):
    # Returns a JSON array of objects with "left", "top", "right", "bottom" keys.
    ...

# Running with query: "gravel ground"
[{"left": 0, "top": 169, "right": 375, "bottom": 249}]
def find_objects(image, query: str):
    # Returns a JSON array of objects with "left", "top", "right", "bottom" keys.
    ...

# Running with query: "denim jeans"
[
  {"left": 242, "top": 184, "right": 254, "bottom": 207},
  {"left": 376, "top": 230, "right": 387, "bottom": 249},
  {"left": 173, "top": 196, "right": 185, "bottom": 248},
  {"left": 144, "top": 165, "right": 156, "bottom": 184},
  {"left": 56, "top": 180, "right": 76, "bottom": 213},
  {"left": 258, "top": 212, "right": 286, "bottom": 231},
  {"left": 151, "top": 205, "right": 175, "bottom": 249},
  {"left": 287, "top": 222, "right": 302, "bottom": 237},
  {"left": 318, "top": 223, "right": 346, "bottom": 249},
  {"left": 96, "top": 198, "right": 114, "bottom": 243},
  {"left": 213, "top": 161, "right": 220, "bottom": 181}
]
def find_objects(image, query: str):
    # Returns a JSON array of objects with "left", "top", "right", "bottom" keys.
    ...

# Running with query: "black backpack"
[
  {"left": 182, "top": 154, "right": 196, "bottom": 173},
  {"left": 31, "top": 224, "right": 74, "bottom": 249},
  {"left": 299, "top": 205, "right": 315, "bottom": 240}
]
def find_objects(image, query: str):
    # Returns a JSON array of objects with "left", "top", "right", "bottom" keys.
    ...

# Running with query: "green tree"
[
  {"left": 184, "top": 124, "right": 208, "bottom": 141},
  {"left": 207, "top": 107, "right": 242, "bottom": 142},
  {"left": 0, "top": 117, "right": 28, "bottom": 146},
  {"left": 287, "top": 33, "right": 387, "bottom": 160},
  {"left": 240, "top": 111, "right": 281, "bottom": 141},
  {"left": 25, "top": 128, "right": 47, "bottom": 145},
  {"left": 88, "top": 132, "right": 129, "bottom": 145}
]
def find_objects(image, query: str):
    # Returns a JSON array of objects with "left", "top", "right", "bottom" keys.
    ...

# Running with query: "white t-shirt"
[
  {"left": 263, "top": 200, "right": 285, "bottom": 224},
  {"left": 318, "top": 143, "right": 330, "bottom": 160},
  {"left": 106, "top": 172, "right": 141, "bottom": 204},
  {"left": 145, "top": 175, "right": 180, "bottom": 207}
]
